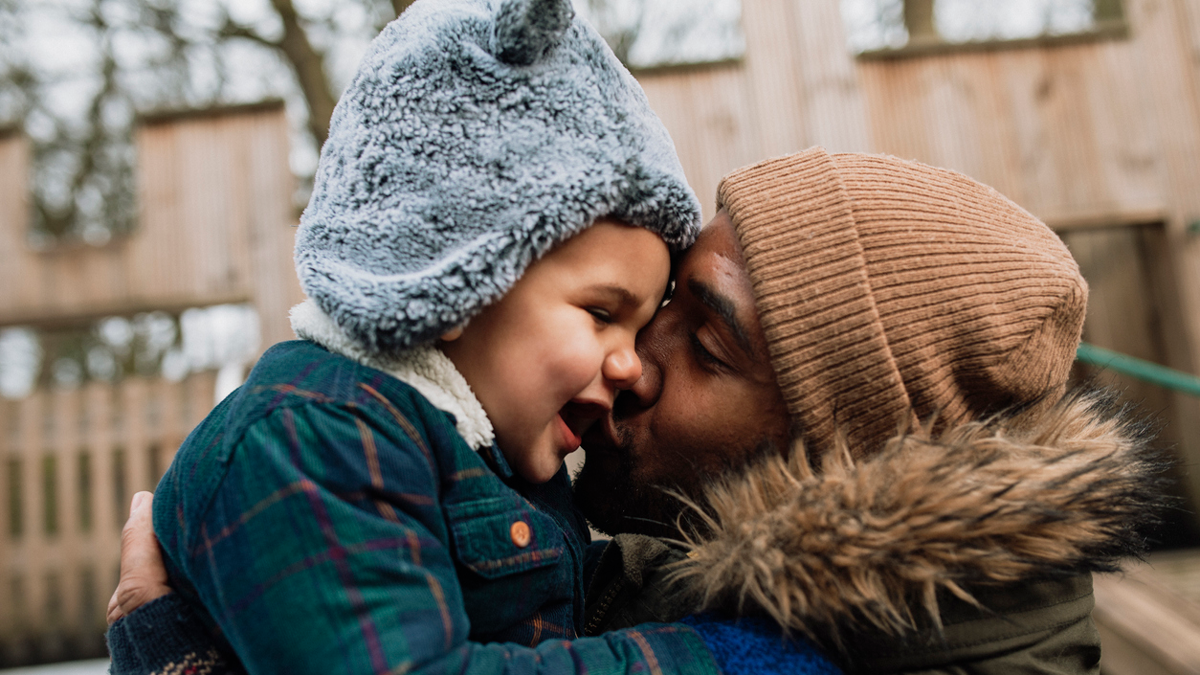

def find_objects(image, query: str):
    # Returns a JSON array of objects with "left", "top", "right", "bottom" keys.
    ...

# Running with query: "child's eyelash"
[{"left": 588, "top": 308, "right": 613, "bottom": 323}]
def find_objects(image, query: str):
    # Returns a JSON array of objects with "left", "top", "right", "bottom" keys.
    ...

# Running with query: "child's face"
[{"left": 441, "top": 220, "right": 670, "bottom": 483}]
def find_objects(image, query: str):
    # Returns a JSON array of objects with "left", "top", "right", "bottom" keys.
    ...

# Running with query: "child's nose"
[{"left": 604, "top": 345, "right": 642, "bottom": 389}]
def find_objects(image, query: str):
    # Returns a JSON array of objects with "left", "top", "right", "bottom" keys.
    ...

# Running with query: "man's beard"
[
  {"left": 571, "top": 427, "right": 695, "bottom": 539},
  {"left": 572, "top": 430, "right": 786, "bottom": 540}
]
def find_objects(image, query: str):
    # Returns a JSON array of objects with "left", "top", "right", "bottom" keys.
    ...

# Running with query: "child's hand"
[{"left": 107, "top": 491, "right": 172, "bottom": 624}]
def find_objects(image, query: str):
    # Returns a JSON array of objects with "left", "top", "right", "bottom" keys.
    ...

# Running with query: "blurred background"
[{"left": 2, "top": 0, "right": 1200, "bottom": 671}]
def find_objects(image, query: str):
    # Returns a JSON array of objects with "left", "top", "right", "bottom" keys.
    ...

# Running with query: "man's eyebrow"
[{"left": 686, "top": 278, "right": 756, "bottom": 358}]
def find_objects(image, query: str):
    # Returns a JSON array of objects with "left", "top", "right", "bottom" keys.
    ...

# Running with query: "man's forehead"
[
  {"left": 686, "top": 212, "right": 753, "bottom": 305},
  {"left": 681, "top": 212, "right": 770, "bottom": 359},
  {"left": 691, "top": 210, "right": 744, "bottom": 278}
]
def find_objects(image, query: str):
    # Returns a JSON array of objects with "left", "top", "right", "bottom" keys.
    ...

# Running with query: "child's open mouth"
[{"left": 556, "top": 401, "right": 608, "bottom": 452}]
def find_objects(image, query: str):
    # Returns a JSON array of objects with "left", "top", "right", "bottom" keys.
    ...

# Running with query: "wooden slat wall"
[
  {"left": 636, "top": 0, "right": 872, "bottom": 220},
  {"left": 851, "top": 0, "right": 1200, "bottom": 507},
  {"left": 0, "top": 103, "right": 304, "bottom": 349},
  {"left": 129, "top": 106, "right": 303, "bottom": 348},
  {"left": 856, "top": 7, "right": 1169, "bottom": 228},
  {"left": 0, "top": 372, "right": 215, "bottom": 665},
  {"left": 635, "top": 0, "right": 1189, "bottom": 230}
]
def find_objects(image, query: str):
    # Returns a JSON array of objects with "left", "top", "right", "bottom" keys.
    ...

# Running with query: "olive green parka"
[{"left": 584, "top": 389, "right": 1166, "bottom": 674}]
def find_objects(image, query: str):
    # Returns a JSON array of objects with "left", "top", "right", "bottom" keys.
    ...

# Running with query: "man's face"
[{"left": 574, "top": 210, "right": 793, "bottom": 538}]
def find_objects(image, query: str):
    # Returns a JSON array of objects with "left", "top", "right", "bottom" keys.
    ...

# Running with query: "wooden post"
[
  {"left": 1095, "top": 0, "right": 1125, "bottom": 22},
  {"left": 903, "top": 0, "right": 938, "bottom": 45},
  {"left": 50, "top": 387, "right": 83, "bottom": 655},
  {"left": 0, "top": 399, "right": 13, "bottom": 661}
]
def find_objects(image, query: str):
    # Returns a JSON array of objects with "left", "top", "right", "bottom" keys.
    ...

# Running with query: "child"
[{"left": 137, "top": 0, "right": 726, "bottom": 673}]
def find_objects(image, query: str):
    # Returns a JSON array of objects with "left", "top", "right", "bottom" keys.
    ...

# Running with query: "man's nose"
[{"left": 618, "top": 324, "right": 668, "bottom": 411}]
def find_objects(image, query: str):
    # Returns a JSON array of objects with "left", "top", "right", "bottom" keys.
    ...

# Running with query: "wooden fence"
[
  {"left": 0, "top": 104, "right": 301, "bottom": 666},
  {"left": 0, "top": 372, "right": 214, "bottom": 664}
]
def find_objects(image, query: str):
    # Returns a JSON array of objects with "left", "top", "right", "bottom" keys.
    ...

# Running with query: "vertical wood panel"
[
  {"left": 857, "top": 18, "right": 1168, "bottom": 222},
  {"left": 0, "top": 135, "right": 32, "bottom": 312},
  {"left": 246, "top": 112, "right": 303, "bottom": 348},
  {"left": 738, "top": 0, "right": 810, "bottom": 155},
  {"left": 641, "top": 67, "right": 764, "bottom": 218},
  {"left": 50, "top": 387, "right": 83, "bottom": 649},
  {"left": 82, "top": 381, "right": 118, "bottom": 622},
  {"left": 155, "top": 377, "right": 186, "bottom": 481},
  {"left": 0, "top": 399, "right": 13, "bottom": 658},
  {"left": 787, "top": 0, "right": 872, "bottom": 152},
  {"left": 121, "top": 379, "right": 151, "bottom": 498},
  {"left": 1, "top": 104, "right": 296, "bottom": 331},
  {"left": 14, "top": 392, "right": 45, "bottom": 648}
]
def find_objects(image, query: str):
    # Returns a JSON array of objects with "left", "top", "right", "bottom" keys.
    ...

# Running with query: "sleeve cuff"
[
  {"left": 106, "top": 594, "right": 230, "bottom": 675},
  {"left": 681, "top": 613, "right": 843, "bottom": 675}
]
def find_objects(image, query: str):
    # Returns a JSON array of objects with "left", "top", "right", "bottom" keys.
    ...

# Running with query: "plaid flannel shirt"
[{"left": 152, "top": 340, "right": 719, "bottom": 675}]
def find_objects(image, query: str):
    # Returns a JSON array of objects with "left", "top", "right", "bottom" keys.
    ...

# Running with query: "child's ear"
[{"left": 439, "top": 326, "right": 465, "bottom": 342}]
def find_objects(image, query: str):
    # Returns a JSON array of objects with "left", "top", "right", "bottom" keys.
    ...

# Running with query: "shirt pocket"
[{"left": 445, "top": 497, "right": 568, "bottom": 634}]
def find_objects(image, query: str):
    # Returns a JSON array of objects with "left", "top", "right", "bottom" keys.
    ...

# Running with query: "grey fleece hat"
[{"left": 294, "top": 0, "right": 702, "bottom": 354}]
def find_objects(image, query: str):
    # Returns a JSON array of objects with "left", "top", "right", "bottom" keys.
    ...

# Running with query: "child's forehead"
[{"left": 541, "top": 219, "right": 669, "bottom": 261}]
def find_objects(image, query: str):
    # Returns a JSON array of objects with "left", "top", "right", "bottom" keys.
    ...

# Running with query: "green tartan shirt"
[{"left": 152, "top": 340, "right": 720, "bottom": 675}]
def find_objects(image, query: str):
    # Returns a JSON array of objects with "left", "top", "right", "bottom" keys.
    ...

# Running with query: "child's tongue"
[{"left": 558, "top": 401, "right": 606, "bottom": 450}]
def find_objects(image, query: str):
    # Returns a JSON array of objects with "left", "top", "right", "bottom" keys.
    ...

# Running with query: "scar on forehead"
[{"left": 686, "top": 278, "right": 756, "bottom": 359}]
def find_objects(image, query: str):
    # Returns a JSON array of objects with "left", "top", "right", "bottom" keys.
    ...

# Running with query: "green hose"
[{"left": 1076, "top": 342, "right": 1200, "bottom": 398}]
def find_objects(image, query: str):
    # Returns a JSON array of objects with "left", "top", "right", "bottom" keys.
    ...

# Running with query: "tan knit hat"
[{"left": 717, "top": 148, "right": 1087, "bottom": 460}]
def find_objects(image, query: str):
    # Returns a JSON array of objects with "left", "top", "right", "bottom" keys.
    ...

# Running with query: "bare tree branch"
[
  {"left": 391, "top": 0, "right": 416, "bottom": 19},
  {"left": 268, "top": 0, "right": 337, "bottom": 146},
  {"left": 4, "top": 0, "right": 380, "bottom": 241},
  {"left": 217, "top": 16, "right": 282, "bottom": 50}
]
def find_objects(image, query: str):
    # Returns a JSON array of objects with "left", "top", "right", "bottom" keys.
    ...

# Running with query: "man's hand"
[{"left": 107, "top": 491, "right": 172, "bottom": 625}]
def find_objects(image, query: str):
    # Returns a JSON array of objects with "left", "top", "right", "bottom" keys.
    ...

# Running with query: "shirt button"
[{"left": 510, "top": 520, "right": 531, "bottom": 548}]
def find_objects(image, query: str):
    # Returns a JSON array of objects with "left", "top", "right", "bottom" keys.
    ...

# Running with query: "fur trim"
[
  {"left": 290, "top": 299, "right": 495, "bottom": 450},
  {"left": 673, "top": 388, "right": 1167, "bottom": 645}
]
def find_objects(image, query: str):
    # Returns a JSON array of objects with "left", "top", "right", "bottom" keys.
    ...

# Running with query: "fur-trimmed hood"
[{"left": 673, "top": 388, "right": 1168, "bottom": 646}]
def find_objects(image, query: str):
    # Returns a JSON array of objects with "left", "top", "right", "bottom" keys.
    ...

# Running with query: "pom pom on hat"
[
  {"left": 495, "top": 0, "right": 574, "bottom": 65},
  {"left": 295, "top": 0, "right": 701, "bottom": 354}
]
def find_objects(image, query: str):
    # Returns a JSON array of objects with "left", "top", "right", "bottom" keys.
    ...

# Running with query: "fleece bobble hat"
[
  {"left": 718, "top": 148, "right": 1087, "bottom": 459},
  {"left": 295, "top": 0, "right": 702, "bottom": 354}
]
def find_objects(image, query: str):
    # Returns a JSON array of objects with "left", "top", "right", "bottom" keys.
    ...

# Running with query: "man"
[{"left": 108, "top": 149, "right": 1165, "bottom": 674}]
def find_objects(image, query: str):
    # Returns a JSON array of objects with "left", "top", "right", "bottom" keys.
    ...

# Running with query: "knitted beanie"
[
  {"left": 717, "top": 148, "right": 1087, "bottom": 459},
  {"left": 295, "top": 0, "right": 702, "bottom": 354}
]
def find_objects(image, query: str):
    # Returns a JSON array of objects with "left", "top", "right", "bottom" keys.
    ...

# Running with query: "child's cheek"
[{"left": 558, "top": 332, "right": 606, "bottom": 390}]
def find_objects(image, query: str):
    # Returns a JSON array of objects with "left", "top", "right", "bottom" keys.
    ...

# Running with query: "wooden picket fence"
[
  {"left": 0, "top": 101, "right": 300, "bottom": 667},
  {"left": 0, "top": 372, "right": 216, "bottom": 664}
]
